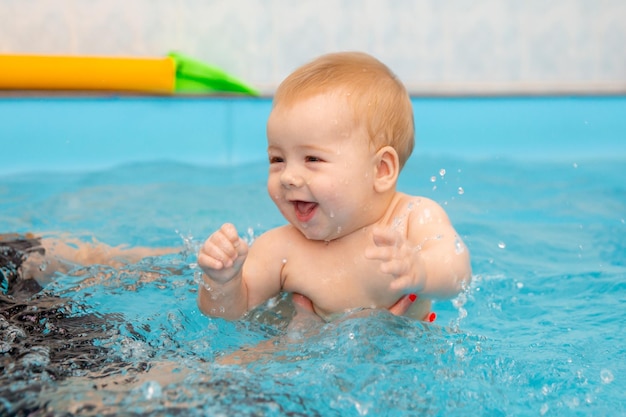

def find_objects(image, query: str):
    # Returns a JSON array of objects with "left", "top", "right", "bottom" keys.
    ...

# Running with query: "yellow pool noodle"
[{"left": 0, "top": 55, "right": 175, "bottom": 93}]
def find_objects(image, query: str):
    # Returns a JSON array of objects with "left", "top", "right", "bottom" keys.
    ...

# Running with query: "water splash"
[
  {"left": 139, "top": 380, "right": 163, "bottom": 400},
  {"left": 600, "top": 369, "right": 614, "bottom": 384}
]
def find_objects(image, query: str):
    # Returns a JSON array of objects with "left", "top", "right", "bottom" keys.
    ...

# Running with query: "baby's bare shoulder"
[
  {"left": 393, "top": 194, "right": 450, "bottom": 222},
  {"left": 249, "top": 225, "right": 304, "bottom": 254}
]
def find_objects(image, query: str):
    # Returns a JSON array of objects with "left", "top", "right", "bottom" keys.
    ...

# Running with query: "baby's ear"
[{"left": 374, "top": 146, "right": 399, "bottom": 193}]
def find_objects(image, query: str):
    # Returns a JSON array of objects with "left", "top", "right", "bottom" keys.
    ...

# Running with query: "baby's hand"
[
  {"left": 197, "top": 223, "right": 248, "bottom": 284},
  {"left": 365, "top": 226, "right": 426, "bottom": 294}
]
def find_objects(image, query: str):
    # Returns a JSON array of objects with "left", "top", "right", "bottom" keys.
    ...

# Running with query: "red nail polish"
[
  {"left": 408, "top": 293, "right": 417, "bottom": 302},
  {"left": 427, "top": 312, "right": 437, "bottom": 322}
]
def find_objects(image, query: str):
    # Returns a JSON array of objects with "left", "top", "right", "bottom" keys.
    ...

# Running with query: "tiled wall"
[{"left": 1, "top": 0, "right": 625, "bottom": 94}]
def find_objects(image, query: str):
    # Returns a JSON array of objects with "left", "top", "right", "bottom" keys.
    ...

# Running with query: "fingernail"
[
  {"left": 408, "top": 293, "right": 417, "bottom": 302},
  {"left": 427, "top": 312, "right": 437, "bottom": 322}
]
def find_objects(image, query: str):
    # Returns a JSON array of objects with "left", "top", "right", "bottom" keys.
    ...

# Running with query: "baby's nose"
[{"left": 280, "top": 167, "right": 305, "bottom": 188}]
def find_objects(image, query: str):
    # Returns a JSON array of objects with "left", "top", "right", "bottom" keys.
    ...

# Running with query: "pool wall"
[
  {"left": 1, "top": 96, "right": 625, "bottom": 176},
  {"left": 1, "top": 1, "right": 625, "bottom": 95}
]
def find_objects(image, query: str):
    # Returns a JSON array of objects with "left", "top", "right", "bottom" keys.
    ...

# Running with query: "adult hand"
[
  {"left": 388, "top": 293, "right": 417, "bottom": 315},
  {"left": 292, "top": 292, "right": 433, "bottom": 320}
]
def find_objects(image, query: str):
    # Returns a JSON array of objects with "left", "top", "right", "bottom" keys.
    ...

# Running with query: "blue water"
[{"left": 1, "top": 154, "right": 625, "bottom": 416}]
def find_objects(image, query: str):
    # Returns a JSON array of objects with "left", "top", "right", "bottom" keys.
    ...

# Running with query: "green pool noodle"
[{"left": 170, "top": 52, "right": 259, "bottom": 96}]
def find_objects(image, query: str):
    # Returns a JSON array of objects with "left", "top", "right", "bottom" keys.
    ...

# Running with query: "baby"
[{"left": 197, "top": 52, "right": 471, "bottom": 322}]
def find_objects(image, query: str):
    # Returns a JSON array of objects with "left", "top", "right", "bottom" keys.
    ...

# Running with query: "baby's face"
[{"left": 266, "top": 92, "right": 383, "bottom": 241}]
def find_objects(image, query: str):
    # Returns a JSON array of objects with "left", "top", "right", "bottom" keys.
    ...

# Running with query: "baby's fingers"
[
  {"left": 219, "top": 223, "right": 241, "bottom": 245},
  {"left": 197, "top": 250, "right": 226, "bottom": 270},
  {"left": 371, "top": 227, "right": 402, "bottom": 248},
  {"left": 221, "top": 224, "right": 249, "bottom": 258},
  {"left": 200, "top": 224, "right": 247, "bottom": 269},
  {"left": 378, "top": 257, "right": 409, "bottom": 277},
  {"left": 199, "top": 239, "right": 233, "bottom": 270},
  {"left": 364, "top": 244, "right": 395, "bottom": 262},
  {"left": 389, "top": 272, "right": 419, "bottom": 292}
]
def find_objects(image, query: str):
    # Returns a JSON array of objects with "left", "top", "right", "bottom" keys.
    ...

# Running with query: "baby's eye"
[
  {"left": 269, "top": 156, "right": 284, "bottom": 164},
  {"left": 305, "top": 155, "right": 323, "bottom": 163}
]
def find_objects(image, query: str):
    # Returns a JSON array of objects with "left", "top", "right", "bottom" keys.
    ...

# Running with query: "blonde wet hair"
[{"left": 273, "top": 51, "right": 415, "bottom": 168}]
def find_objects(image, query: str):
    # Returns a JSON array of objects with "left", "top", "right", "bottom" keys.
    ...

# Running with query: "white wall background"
[{"left": 1, "top": 0, "right": 625, "bottom": 94}]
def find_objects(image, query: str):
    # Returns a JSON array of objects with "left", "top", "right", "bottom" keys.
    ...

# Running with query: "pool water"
[{"left": 1, "top": 154, "right": 625, "bottom": 416}]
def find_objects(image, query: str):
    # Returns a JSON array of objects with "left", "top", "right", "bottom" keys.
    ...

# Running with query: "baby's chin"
[{"left": 296, "top": 224, "right": 347, "bottom": 243}]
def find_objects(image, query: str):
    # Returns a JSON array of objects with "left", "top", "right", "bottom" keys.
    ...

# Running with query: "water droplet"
[
  {"left": 267, "top": 296, "right": 279, "bottom": 308},
  {"left": 141, "top": 380, "right": 163, "bottom": 400},
  {"left": 516, "top": 282, "right": 524, "bottom": 289},
  {"left": 439, "top": 168, "right": 446, "bottom": 177},
  {"left": 600, "top": 369, "right": 614, "bottom": 384},
  {"left": 454, "top": 344, "right": 467, "bottom": 358},
  {"left": 282, "top": 258, "right": 287, "bottom": 264},
  {"left": 246, "top": 227, "right": 255, "bottom": 244},
  {"left": 430, "top": 176, "right": 437, "bottom": 183},
  {"left": 454, "top": 238, "right": 465, "bottom": 254},
  {"left": 393, "top": 216, "right": 403, "bottom": 227},
  {"left": 572, "top": 162, "right": 578, "bottom": 169},
  {"left": 498, "top": 241, "right": 506, "bottom": 249},
  {"left": 453, "top": 292, "right": 467, "bottom": 309},
  {"left": 457, "top": 187, "right": 464, "bottom": 195}
]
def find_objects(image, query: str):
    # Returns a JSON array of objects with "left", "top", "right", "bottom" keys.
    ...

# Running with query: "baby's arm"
[
  {"left": 366, "top": 198, "right": 471, "bottom": 300},
  {"left": 406, "top": 199, "right": 471, "bottom": 298},
  {"left": 197, "top": 223, "right": 284, "bottom": 320},
  {"left": 197, "top": 223, "right": 249, "bottom": 319}
]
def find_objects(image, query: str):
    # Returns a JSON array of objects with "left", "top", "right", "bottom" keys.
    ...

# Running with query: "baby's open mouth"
[{"left": 293, "top": 201, "right": 318, "bottom": 222}]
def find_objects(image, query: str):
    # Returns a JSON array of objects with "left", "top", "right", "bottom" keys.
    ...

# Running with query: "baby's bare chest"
[{"left": 280, "top": 239, "right": 400, "bottom": 315}]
